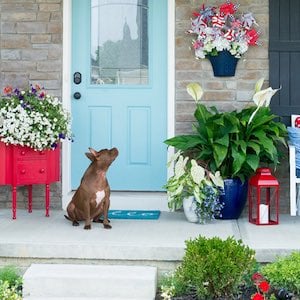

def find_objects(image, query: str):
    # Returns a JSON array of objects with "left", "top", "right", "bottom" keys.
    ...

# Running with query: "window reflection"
[{"left": 91, "top": 0, "right": 149, "bottom": 85}]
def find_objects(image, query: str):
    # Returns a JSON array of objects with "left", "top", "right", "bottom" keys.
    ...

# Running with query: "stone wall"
[{"left": 0, "top": 0, "right": 63, "bottom": 210}]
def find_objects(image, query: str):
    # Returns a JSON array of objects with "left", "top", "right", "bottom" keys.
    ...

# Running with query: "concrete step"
[
  {"left": 22, "top": 264, "right": 157, "bottom": 299},
  {"left": 24, "top": 298, "right": 148, "bottom": 300}
]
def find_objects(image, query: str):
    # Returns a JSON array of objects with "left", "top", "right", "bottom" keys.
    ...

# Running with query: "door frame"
[{"left": 61, "top": 0, "right": 175, "bottom": 209}]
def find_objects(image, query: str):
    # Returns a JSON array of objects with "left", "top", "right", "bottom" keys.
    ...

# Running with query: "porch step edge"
[
  {"left": 24, "top": 298, "right": 151, "bottom": 300},
  {"left": 23, "top": 263, "right": 157, "bottom": 299}
]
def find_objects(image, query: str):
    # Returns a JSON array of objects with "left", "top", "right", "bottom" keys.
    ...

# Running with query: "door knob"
[{"left": 73, "top": 92, "right": 81, "bottom": 100}]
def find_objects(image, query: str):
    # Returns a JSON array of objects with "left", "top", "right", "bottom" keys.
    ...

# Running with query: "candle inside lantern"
[{"left": 259, "top": 204, "right": 269, "bottom": 224}]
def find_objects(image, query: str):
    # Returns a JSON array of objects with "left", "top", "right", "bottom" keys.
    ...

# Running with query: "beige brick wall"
[
  {"left": 0, "top": 0, "right": 62, "bottom": 95},
  {"left": 0, "top": 0, "right": 63, "bottom": 210},
  {"left": 0, "top": 0, "right": 290, "bottom": 214}
]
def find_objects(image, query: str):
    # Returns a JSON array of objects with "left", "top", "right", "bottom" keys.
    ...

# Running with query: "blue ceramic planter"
[
  {"left": 218, "top": 178, "right": 248, "bottom": 219},
  {"left": 208, "top": 50, "right": 239, "bottom": 77}
]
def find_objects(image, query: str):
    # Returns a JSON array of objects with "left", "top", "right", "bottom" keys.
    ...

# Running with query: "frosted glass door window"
[{"left": 91, "top": 0, "right": 149, "bottom": 85}]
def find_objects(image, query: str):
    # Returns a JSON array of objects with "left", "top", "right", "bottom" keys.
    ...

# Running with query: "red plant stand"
[{"left": 0, "top": 142, "right": 60, "bottom": 219}]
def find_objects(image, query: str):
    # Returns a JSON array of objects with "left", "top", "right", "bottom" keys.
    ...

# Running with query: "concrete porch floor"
[{"left": 1, "top": 203, "right": 300, "bottom": 276}]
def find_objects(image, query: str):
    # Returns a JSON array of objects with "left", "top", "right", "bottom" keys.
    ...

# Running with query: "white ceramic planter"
[{"left": 183, "top": 196, "right": 199, "bottom": 223}]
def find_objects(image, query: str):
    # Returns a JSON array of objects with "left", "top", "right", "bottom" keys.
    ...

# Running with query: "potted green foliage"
[
  {"left": 163, "top": 151, "right": 224, "bottom": 223},
  {"left": 164, "top": 79, "right": 287, "bottom": 219}
]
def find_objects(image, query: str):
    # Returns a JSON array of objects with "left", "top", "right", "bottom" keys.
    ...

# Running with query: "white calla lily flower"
[
  {"left": 254, "top": 77, "right": 265, "bottom": 93},
  {"left": 249, "top": 86, "right": 281, "bottom": 124},
  {"left": 252, "top": 86, "right": 280, "bottom": 108},
  {"left": 187, "top": 82, "right": 203, "bottom": 103}
]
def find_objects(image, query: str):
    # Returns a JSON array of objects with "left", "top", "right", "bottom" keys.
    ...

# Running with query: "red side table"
[{"left": 0, "top": 142, "right": 60, "bottom": 219}]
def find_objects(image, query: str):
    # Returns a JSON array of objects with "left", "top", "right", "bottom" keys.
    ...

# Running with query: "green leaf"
[
  {"left": 261, "top": 138, "right": 277, "bottom": 159},
  {"left": 245, "top": 154, "right": 259, "bottom": 173},
  {"left": 164, "top": 135, "right": 202, "bottom": 150},
  {"left": 213, "top": 144, "right": 228, "bottom": 168},
  {"left": 253, "top": 130, "right": 267, "bottom": 142},
  {"left": 194, "top": 103, "right": 212, "bottom": 124},
  {"left": 232, "top": 149, "right": 246, "bottom": 175},
  {"left": 247, "top": 141, "right": 261, "bottom": 155},
  {"left": 215, "top": 134, "right": 229, "bottom": 147}
]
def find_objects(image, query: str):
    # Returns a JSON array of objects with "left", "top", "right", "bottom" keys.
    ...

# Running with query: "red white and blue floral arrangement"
[{"left": 187, "top": 1, "right": 260, "bottom": 59}]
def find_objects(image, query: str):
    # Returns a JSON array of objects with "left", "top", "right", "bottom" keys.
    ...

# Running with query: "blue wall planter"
[
  {"left": 218, "top": 178, "right": 248, "bottom": 219},
  {"left": 208, "top": 50, "right": 239, "bottom": 77}
]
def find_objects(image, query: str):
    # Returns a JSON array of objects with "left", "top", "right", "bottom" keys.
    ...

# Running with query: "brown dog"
[{"left": 65, "top": 147, "right": 118, "bottom": 229}]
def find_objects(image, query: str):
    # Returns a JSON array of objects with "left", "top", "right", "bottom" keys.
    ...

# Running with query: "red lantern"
[{"left": 248, "top": 168, "right": 279, "bottom": 225}]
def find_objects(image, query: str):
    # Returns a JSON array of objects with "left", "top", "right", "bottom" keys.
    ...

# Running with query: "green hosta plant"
[{"left": 165, "top": 80, "right": 287, "bottom": 181}]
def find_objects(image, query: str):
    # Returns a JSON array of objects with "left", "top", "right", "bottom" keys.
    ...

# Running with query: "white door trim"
[{"left": 61, "top": 0, "right": 175, "bottom": 210}]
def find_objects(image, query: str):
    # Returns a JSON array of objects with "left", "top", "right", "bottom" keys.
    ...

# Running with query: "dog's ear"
[
  {"left": 88, "top": 147, "right": 97, "bottom": 155},
  {"left": 85, "top": 152, "right": 95, "bottom": 161},
  {"left": 86, "top": 147, "right": 98, "bottom": 161}
]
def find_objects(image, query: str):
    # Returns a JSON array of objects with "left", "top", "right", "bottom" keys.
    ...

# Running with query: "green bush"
[
  {"left": 159, "top": 271, "right": 187, "bottom": 299},
  {"left": 262, "top": 251, "right": 300, "bottom": 295},
  {"left": 161, "top": 236, "right": 256, "bottom": 299},
  {"left": 0, "top": 266, "right": 22, "bottom": 300},
  {"left": 0, "top": 280, "right": 22, "bottom": 300},
  {"left": 0, "top": 266, "right": 22, "bottom": 288}
]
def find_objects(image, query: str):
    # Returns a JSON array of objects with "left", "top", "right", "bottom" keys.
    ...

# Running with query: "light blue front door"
[{"left": 71, "top": 0, "right": 167, "bottom": 191}]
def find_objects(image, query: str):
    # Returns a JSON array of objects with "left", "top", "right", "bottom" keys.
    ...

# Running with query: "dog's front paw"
[
  {"left": 84, "top": 224, "right": 91, "bottom": 230},
  {"left": 104, "top": 223, "right": 112, "bottom": 229},
  {"left": 72, "top": 220, "right": 79, "bottom": 226}
]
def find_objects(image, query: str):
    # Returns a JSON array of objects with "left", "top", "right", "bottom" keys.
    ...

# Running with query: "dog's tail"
[
  {"left": 64, "top": 215, "right": 72, "bottom": 222},
  {"left": 64, "top": 214, "right": 80, "bottom": 226}
]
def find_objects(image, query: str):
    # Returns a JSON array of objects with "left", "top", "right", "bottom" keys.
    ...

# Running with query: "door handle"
[
  {"left": 73, "top": 92, "right": 81, "bottom": 100},
  {"left": 73, "top": 72, "right": 82, "bottom": 84}
]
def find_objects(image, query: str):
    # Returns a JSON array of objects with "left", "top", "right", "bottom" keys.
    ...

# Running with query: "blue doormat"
[{"left": 108, "top": 210, "right": 160, "bottom": 220}]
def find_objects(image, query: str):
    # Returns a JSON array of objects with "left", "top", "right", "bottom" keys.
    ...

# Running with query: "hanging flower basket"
[
  {"left": 187, "top": 1, "right": 261, "bottom": 77},
  {"left": 208, "top": 50, "right": 239, "bottom": 77}
]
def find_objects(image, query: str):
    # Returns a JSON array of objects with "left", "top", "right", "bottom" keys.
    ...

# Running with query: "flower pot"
[
  {"left": 183, "top": 196, "right": 199, "bottom": 223},
  {"left": 218, "top": 178, "right": 248, "bottom": 219},
  {"left": 208, "top": 50, "right": 239, "bottom": 77}
]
